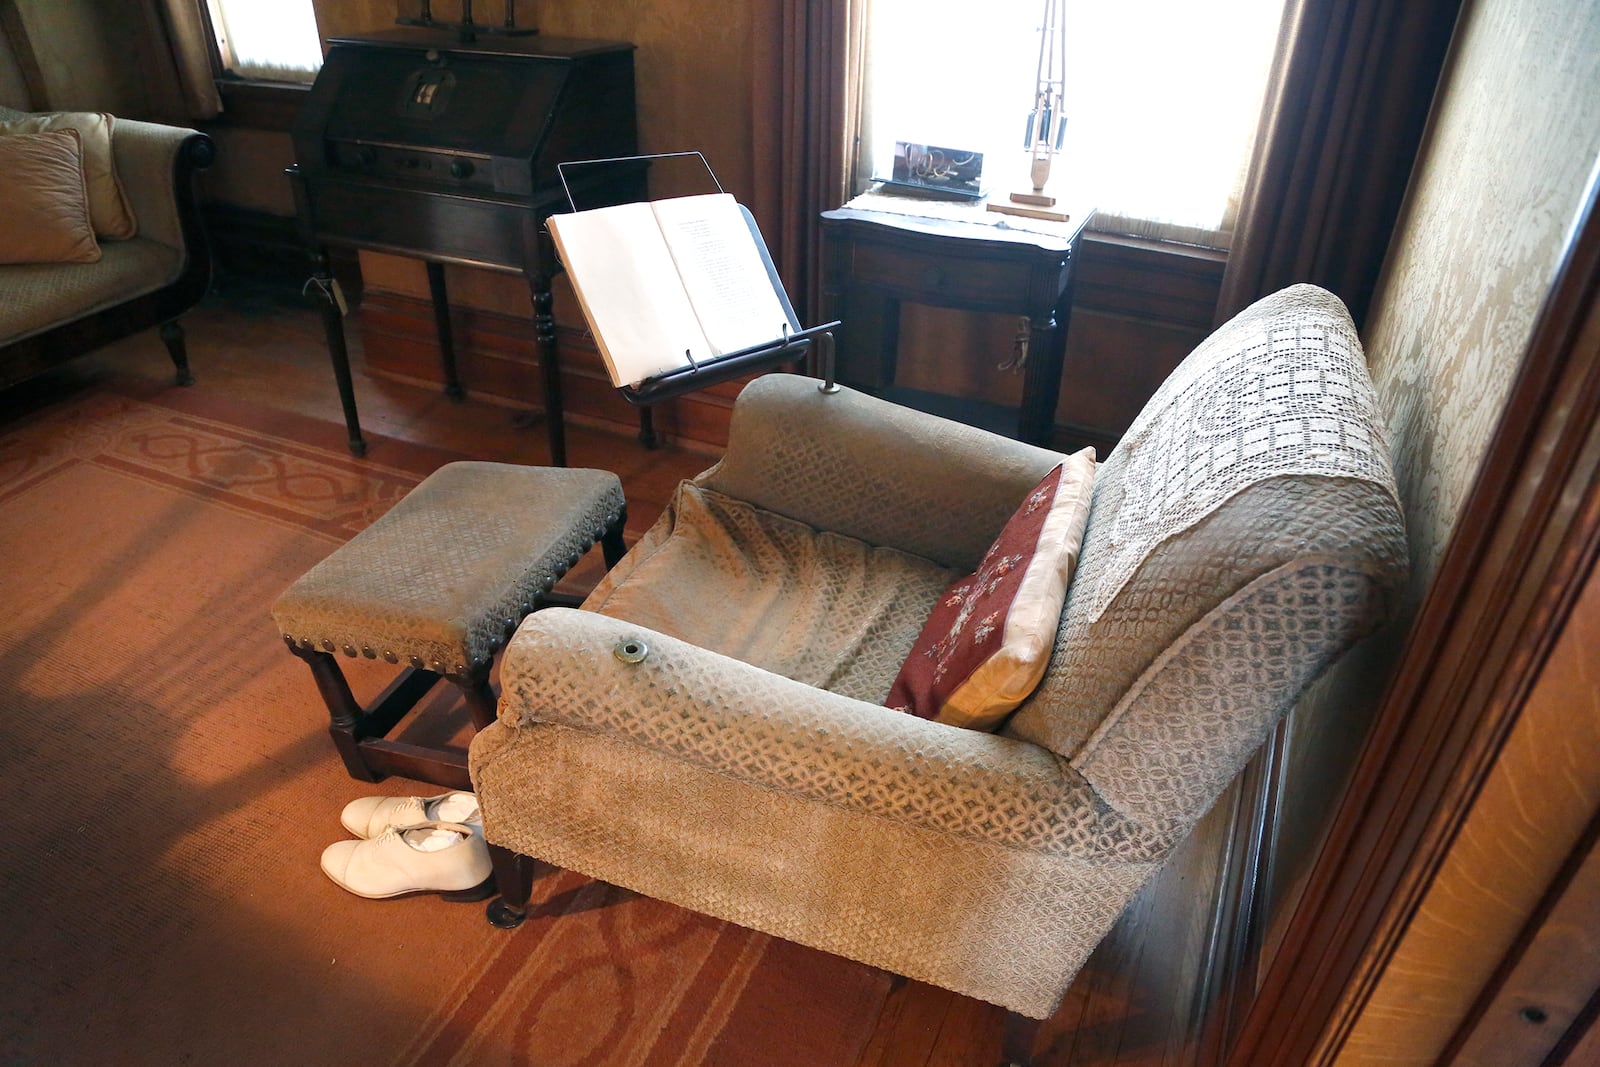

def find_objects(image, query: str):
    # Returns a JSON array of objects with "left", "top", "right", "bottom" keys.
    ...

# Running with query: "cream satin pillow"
[
  {"left": 0, "top": 111, "right": 136, "bottom": 239},
  {"left": 0, "top": 128, "right": 101, "bottom": 265}
]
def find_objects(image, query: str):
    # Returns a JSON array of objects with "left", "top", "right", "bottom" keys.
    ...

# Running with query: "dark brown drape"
[
  {"left": 148, "top": 0, "right": 223, "bottom": 120},
  {"left": 749, "top": 0, "right": 865, "bottom": 325},
  {"left": 1215, "top": 0, "right": 1463, "bottom": 330}
]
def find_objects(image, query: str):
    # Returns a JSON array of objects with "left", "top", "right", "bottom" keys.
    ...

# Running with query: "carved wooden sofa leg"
[{"left": 160, "top": 320, "right": 195, "bottom": 386}]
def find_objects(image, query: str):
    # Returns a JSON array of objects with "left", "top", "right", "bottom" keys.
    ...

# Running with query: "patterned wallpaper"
[
  {"left": 1263, "top": 0, "right": 1600, "bottom": 988},
  {"left": 1365, "top": 0, "right": 1600, "bottom": 609}
]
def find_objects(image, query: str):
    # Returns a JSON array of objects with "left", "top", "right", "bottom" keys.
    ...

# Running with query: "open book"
[{"left": 547, "top": 193, "right": 795, "bottom": 388}]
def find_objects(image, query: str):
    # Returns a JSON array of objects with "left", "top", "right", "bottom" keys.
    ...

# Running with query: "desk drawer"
[{"left": 850, "top": 240, "right": 1058, "bottom": 306}]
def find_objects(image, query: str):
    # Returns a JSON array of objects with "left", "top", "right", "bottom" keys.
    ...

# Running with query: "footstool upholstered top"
[{"left": 273, "top": 462, "right": 626, "bottom": 677}]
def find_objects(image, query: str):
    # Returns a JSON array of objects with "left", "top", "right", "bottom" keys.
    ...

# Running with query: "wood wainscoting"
[
  {"left": 356, "top": 272, "right": 759, "bottom": 451},
  {"left": 347, "top": 231, "right": 1224, "bottom": 455}
]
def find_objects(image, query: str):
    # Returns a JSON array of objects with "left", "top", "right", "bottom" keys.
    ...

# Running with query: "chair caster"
[{"left": 486, "top": 898, "right": 527, "bottom": 928}]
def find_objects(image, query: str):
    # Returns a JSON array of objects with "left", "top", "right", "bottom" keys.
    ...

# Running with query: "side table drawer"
[{"left": 851, "top": 240, "right": 1046, "bottom": 305}]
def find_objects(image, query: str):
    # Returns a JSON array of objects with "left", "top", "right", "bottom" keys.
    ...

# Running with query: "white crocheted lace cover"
[{"left": 1082, "top": 284, "right": 1400, "bottom": 622}]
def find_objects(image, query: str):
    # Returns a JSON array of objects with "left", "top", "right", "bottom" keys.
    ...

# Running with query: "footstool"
[{"left": 272, "top": 461, "right": 627, "bottom": 790}]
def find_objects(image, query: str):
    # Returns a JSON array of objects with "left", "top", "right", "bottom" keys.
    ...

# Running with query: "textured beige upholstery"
[
  {"left": 0, "top": 106, "right": 194, "bottom": 348},
  {"left": 273, "top": 462, "right": 625, "bottom": 676},
  {"left": 471, "top": 284, "right": 1409, "bottom": 1020}
]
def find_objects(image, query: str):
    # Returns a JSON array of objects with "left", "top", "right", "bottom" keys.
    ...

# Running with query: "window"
[
  {"left": 205, "top": 0, "right": 323, "bottom": 83},
  {"left": 862, "top": 0, "right": 1288, "bottom": 247}
]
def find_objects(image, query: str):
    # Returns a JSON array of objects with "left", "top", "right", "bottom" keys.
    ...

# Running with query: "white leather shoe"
[
  {"left": 319, "top": 820, "right": 493, "bottom": 901},
  {"left": 338, "top": 791, "right": 481, "bottom": 839}
]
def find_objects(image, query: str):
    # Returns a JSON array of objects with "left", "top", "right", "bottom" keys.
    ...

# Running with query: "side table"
[{"left": 820, "top": 190, "right": 1094, "bottom": 445}]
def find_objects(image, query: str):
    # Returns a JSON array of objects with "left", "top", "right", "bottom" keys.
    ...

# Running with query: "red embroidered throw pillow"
[{"left": 886, "top": 448, "right": 1095, "bottom": 731}]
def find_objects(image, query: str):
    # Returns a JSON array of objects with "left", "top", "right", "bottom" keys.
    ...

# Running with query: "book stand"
[{"left": 556, "top": 153, "right": 842, "bottom": 435}]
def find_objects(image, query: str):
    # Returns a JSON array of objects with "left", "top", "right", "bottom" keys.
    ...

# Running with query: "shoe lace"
[{"left": 377, "top": 795, "right": 429, "bottom": 829}]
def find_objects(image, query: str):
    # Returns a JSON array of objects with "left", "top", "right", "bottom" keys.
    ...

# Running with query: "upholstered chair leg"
[
  {"left": 485, "top": 843, "right": 537, "bottom": 929},
  {"left": 1000, "top": 1011, "right": 1042, "bottom": 1067},
  {"left": 160, "top": 320, "right": 195, "bottom": 386}
]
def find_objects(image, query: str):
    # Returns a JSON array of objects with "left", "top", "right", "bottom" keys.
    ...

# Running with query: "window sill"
[{"left": 210, "top": 79, "right": 311, "bottom": 133}]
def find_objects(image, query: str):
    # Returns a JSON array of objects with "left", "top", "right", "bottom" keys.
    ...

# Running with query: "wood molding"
[
  {"left": 357, "top": 289, "right": 748, "bottom": 450},
  {"left": 1075, "top": 233, "right": 1227, "bottom": 330},
  {"left": 1439, "top": 806, "right": 1600, "bottom": 1062},
  {"left": 1228, "top": 169, "right": 1600, "bottom": 1065},
  {"left": 210, "top": 79, "right": 309, "bottom": 133}
]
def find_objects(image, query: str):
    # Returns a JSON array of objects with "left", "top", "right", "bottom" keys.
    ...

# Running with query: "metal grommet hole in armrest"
[{"left": 613, "top": 638, "right": 649, "bottom": 664}]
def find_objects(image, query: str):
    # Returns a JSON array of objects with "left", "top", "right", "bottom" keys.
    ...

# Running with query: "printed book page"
[
  {"left": 650, "top": 194, "right": 793, "bottom": 356},
  {"left": 546, "top": 202, "right": 713, "bottom": 387}
]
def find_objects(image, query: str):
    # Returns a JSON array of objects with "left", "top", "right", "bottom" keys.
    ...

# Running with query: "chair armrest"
[
  {"left": 493, "top": 608, "right": 1163, "bottom": 860},
  {"left": 111, "top": 118, "right": 214, "bottom": 251},
  {"left": 702, "top": 374, "right": 1067, "bottom": 571}
]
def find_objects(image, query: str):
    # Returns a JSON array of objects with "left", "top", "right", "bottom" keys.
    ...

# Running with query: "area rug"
[{"left": 0, "top": 383, "right": 892, "bottom": 1066}]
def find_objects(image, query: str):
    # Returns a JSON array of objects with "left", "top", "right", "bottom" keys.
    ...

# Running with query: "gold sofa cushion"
[{"left": 0, "top": 129, "right": 100, "bottom": 266}]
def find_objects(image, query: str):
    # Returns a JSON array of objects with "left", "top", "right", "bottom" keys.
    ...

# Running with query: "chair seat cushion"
[
  {"left": 887, "top": 448, "right": 1096, "bottom": 731},
  {"left": 583, "top": 481, "right": 961, "bottom": 703}
]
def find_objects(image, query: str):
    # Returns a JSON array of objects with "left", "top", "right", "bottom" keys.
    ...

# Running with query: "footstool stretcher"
[{"left": 271, "top": 461, "right": 626, "bottom": 790}]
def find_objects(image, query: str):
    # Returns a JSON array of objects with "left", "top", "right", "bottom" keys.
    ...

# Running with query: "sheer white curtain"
[
  {"left": 862, "top": 0, "right": 1287, "bottom": 247},
  {"left": 205, "top": 0, "right": 323, "bottom": 82}
]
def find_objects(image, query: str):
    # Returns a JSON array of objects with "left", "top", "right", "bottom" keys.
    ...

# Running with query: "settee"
[
  {"left": 0, "top": 107, "right": 213, "bottom": 391},
  {"left": 469, "top": 284, "right": 1409, "bottom": 1059}
]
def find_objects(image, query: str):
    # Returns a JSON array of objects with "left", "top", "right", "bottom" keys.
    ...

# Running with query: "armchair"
[{"left": 469, "top": 285, "right": 1409, "bottom": 1062}]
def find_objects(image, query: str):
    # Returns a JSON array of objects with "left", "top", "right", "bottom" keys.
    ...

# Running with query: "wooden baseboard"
[{"left": 357, "top": 290, "right": 751, "bottom": 449}]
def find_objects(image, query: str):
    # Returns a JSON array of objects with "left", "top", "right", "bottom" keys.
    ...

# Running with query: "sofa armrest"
[
  {"left": 111, "top": 118, "right": 213, "bottom": 251},
  {"left": 701, "top": 374, "right": 1067, "bottom": 571},
  {"left": 490, "top": 608, "right": 1163, "bottom": 860}
]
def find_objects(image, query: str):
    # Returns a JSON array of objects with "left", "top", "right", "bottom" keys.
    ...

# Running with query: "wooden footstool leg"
[
  {"left": 454, "top": 662, "right": 499, "bottom": 731},
  {"left": 601, "top": 505, "right": 628, "bottom": 569},
  {"left": 272, "top": 462, "right": 628, "bottom": 789},
  {"left": 286, "top": 639, "right": 381, "bottom": 783}
]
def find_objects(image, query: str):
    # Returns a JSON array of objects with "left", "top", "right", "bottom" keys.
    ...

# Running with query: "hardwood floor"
[{"left": 0, "top": 281, "right": 1228, "bottom": 1067}]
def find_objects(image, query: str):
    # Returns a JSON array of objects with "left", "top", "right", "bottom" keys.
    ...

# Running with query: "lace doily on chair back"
[{"left": 1083, "top": 284, "right": 1400, "bottom": 622}]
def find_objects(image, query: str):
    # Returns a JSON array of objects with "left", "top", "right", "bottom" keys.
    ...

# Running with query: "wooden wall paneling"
[
  {"left": 1072, "top": 235, "right": 1228, "bottom": 328},
  {"left": 886, "top": 232, "right": 1225, "bottom": 456},
  {"left": 1338, "top": 527, "right": 1600, "bottom": 1062},
  {"left": 1440, "top": 811, "right": 1600, "bottom": 1065},
  {"left": 1226, "top": 167, "right": 1600, "bottom": 1067},
  {"left": 358, "top": 288, "right": 741, "bottom": 450},
  {"left": 1050, "top": 234, "right": 1225, "bottom": 454}
]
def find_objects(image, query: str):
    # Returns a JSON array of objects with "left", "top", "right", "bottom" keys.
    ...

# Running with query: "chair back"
[{"left": 1005, "top": 284, "right": 1409, "bottom": 838}]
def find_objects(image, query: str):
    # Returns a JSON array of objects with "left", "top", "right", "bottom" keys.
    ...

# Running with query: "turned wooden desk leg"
[
  {"left": 287, "top": 165, "right": 365, "bottom": 458},
  {"left": 426, "top": 261, "right": 466, "bottom": 401},
  {"left": 529, "top": 271, "right": 567, "bottom": 467},
  {"left": 322, "top": 300, "right": 366, "bottom": 457}
]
